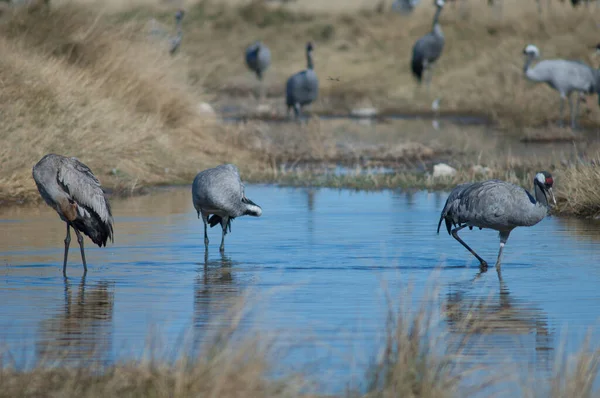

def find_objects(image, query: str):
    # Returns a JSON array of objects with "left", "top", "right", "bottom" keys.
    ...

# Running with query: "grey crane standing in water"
[
  {"left": 523, "top": 44, "right": 600, "bottom": 129},
  {"left": 169, "top": 9, "right": 185, "bottom": 55},
  {"left": 192, "top": 164, "right": 262, "bottom": 252},
  {"left": 437, "top": 171, "right": 556, "bottom": 274},
  {"left": 32, "top": 154, "right": 114, "bottom": 276},
  {"left": 286, "top": 42, "right": 319, "bottom": 119},
  {"left": 245, "top": 41, "right": 271, "bottom": 100},
  {"left": 411, "top": 0, "right": 445, "bottom": 90}
]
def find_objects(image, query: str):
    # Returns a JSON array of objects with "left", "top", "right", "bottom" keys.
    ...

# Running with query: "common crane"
[
  {"left": 32, "top": 154, "right": 114, "bottom": 276},
  {"left": 169, "top": 9, "right": 185, "bottom": 55},
  {"left": 392, "top": 0, "right": 420, "bottom": 14},
  {"left": 522, "top": 44, "right": 600, "bottom": 129},
  {"left": 437, "top": 171, "right": 556, "bottom": 274},
  {"left": 245, "top": 41, "right": 271, "bottom": 99},
  {"left": 192, "top": 164, "right": 262, "bottom": 252},
  {"left": 286, "top": 42, "right": 319, "bottom": 119},
  {"left": 411, "top": 0, "right": 445, "bottom": 89}
]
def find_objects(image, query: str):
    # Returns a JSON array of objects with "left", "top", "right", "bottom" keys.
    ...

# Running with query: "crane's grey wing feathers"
[
  {"left": 439, "top": 180, "right": 544, "bottom": 234},
  {"left": 286, "top": 70, "right": 319, "bottom": 107},
  {"left": 438, "top": 182, "right": 473, "bottom": 234},
  {"left": 57, "top": 157, "right": 112, "bottom": 225},
  {"left": 192, "top": 164, "right": 244, "bottom": 216},
  {"left": 245, "top": 42, "right": 271, "bottom": 80},
  {"left": 413, "top": 33, "right": 444, "bottom": 63},
  {"left": 528, "top": 60, "right": 598, "bottom": 94}
]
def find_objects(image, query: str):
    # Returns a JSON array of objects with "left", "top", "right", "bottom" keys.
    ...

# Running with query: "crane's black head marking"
[
  {"left": 306, "top": 42, "right": 314, "bottom": 52},
  {"left": 534, "top": 171, "right": 556, "bottom": 207}
]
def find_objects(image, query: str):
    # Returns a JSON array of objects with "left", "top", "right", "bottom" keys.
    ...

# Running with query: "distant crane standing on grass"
[
  {"left": 437, "top": 171, "right": 556, "bottom": 274},
  {"left": 522, "top": 44, "right": 600, "bottom": 130},
  {"left": 169, "top": 9, "right": 185, "bottom": 55},
  {"left": 392, "top": 0, "right": 420, "bottom": 14},
  {"left": 286, "top": 42, "right": 319, "bottom": 119},
  {"left": 192, "top": 164, "right": 262, "bottom": 252},
  {"left": 32, "top": 154, "right": 114, "bottom": 276},
  {"left": 411, "top": 0, "right": 445, "bottom": 90},
  {"left": 245, "top": 41, "right": 271, "bottom": 100}
]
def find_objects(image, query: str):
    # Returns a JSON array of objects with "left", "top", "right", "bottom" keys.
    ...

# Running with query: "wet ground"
[
  {"left": 217, "top": 108, "right": 600, "bottom": 175},
  {"left": 1, "top": 186, "right": 600, "bottom": 394}
]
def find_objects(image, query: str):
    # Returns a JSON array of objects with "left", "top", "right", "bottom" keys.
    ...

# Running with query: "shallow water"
[{"left": 1, "top": 186, "right": 600, "bottom": 394}]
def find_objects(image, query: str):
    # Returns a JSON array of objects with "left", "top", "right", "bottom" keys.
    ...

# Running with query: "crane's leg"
[
  {"left": 558, "top": 95, "right": 566, "bottom": 128},
  {"left": 451, "top": 225, "right": 488, "bottom": 271},
  {"left": 74, "top": 229, "right": 87, "bottom": 275},
  {"left": 494, "top": 231, "right": 511, "bottom": 279},
  {"left": 201, "top": 211, "right": 209, "bottom": 249},
  {"left": 259, "top": 78, "right": 266, "bottom": 102},
  {"left": 219, "top": 216, "right": 230, "bottom": 252},
  {"left": 573, "top": 93, "right": 581, "bottom": 130},
  {"left": 425, "top": 65, "right": 433, "bottom": 92},
  {"left": 568, "top": 93, "right": 577, "bottom": 130},
  {"left": 62, "top": 223, "right": 71, "bottom": 276},
  {"left": 294, "top": 103, "right": 301, "bottom": 121}
]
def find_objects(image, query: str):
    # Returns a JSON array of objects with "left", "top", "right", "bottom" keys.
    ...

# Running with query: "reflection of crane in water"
[
  {"left": 444, "top": 277, "right": 552, "bottom": 373},
  {"left": 192, "top": 252, "right": 239, "bottom": 355},
  {"left": 36, "top": 276, "right": 115, "bottom": 366}
]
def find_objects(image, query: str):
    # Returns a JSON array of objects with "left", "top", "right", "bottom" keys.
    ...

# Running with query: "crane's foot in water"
[{"left": 479, "top": 260, "right": 488, "bottom": 273}]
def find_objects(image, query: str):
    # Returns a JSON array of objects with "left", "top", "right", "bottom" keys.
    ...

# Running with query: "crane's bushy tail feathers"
[
  {"left": 208, "top": 215, "right": 221, "bottom": 228},
  {"left": 72, "top": 207, "right": 113, "bottom": 247},
  {"left": 242, "top": 197, "right": 262, "bottom": 217},
  {"left": 436, "top": 213, "right": 453, "bottom": 236},
  {"left": 411, "top": 56, "right": 423, "bottom": 82},
  {"left": 444, "top": 218, "right": 452, "bottom": 235},
  {"left": 208, "top": 215, "right": 233, "bottom": 232}
]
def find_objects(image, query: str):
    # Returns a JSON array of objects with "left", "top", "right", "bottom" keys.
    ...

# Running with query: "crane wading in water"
[
  {"left": 411, "top": 0, "right": 445, "bottom": 90},
  {"left": 32, "top": 154, "right": 114, "bottom": 276},
  {"left": 522, "top": 44, "right": 600, "bottom": 129},
  {"left": 437, "top": 171, "right": 556, "bottom": 274},
  {"left": 192, "top": 164, "right": 262, "bottom": 252}
]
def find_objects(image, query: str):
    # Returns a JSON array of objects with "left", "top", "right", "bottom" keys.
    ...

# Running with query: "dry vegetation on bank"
[
  {"left": 0, "top": 2, "right": 263, "bottom": 204},
  {"left": 158, "top": 0, "right": 600, "bottom": 127},
  {"left": 0, "top": 0, "right": 600, "bottom": 219}
]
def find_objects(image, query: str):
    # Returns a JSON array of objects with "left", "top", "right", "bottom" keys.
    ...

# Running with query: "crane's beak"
[{"left": 548, "top": 187, "right": 556, "bottom": 206}]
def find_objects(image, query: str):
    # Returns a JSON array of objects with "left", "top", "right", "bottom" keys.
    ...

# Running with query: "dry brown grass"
[
  {"left": 2, "top": 0, "right": 600, "bottom": 217},
  {"left": 554, "top": 161, "right": 600, "bottom": 218},
  {"left": 143, "top": 0, "right": 600, "bottom": 127},
  {"left": 0, "top": 1, "right": 262, "bottom": 205}
]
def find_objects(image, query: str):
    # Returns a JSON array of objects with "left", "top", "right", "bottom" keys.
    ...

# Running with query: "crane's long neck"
[
  {"left": 523, "top": 54, "right": 535, "bottom": 75},
  {"left": 306, "top": 49, "right": 314, "bottom": 70},
  {"left": 534, "top": 182, "right": 549, "bottom": 208},
  {"left": 432, "top": 6, "right": 443, "bottom": 31}
]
